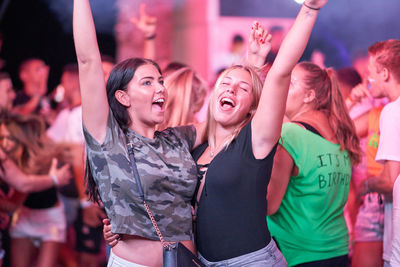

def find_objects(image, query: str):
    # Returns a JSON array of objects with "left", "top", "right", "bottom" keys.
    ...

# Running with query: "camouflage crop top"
[{"left": 83, "top": 111, "right": 198, "bottom": 241}]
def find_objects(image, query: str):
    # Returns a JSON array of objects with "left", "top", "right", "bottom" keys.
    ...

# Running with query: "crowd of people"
[{"left": 0, "top": 0, "right": 399, "bottom": 266}]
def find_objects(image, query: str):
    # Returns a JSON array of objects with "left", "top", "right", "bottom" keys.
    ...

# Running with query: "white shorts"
[
  {"left": 107, "top": 250, "right": 148, "bottom": 267},
  {"left": 9, "top": 202, "right": 66, "bottom": 245}
]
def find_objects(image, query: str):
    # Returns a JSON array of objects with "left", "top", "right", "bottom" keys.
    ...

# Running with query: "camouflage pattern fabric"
[{"left": 83, "top": 111, "right": 197, "bottom": 241}]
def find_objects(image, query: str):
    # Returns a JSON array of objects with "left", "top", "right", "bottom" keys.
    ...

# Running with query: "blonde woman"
[
  {"left": 188, "top": 1, "right": 328, "bottom": 265},
  {"left": 104, "top": 1, "right": 328, "bottom": 265},
  {"left": 157, "top": 67, "right": 207, "bottom": 131}
]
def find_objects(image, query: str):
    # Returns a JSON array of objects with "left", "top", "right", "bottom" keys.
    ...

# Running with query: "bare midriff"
[{"left": 112, "top": 234, "right": 196, "bottom": 267}]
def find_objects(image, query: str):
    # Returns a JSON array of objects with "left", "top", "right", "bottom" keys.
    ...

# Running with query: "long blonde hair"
[
  {"left": 157, "top": 67, "right": 208, "bottom": 130},
  {"left": 206, "top": 65, "right": 263, "bottom": 149},
  {"left": 297, "top": 62, "right": 361, "bottom": 165}
]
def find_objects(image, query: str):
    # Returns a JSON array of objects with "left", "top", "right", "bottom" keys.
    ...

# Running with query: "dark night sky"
[
  {"left": 1, "top": 0, "right": 400, "bottom": 89},
  {"left": 0, "top": 0, "right": 116, "bottom": 92},
  {"left": 220, "top": 0, "right": 400, "bottom": 68}
]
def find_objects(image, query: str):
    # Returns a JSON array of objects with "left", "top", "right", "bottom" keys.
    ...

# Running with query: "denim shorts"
[
  {"left": 198, "top": 239, "right": 288, "bottom": 267},
  {"left": 354, "top": 192, "right": 384, "bottom": 242}
]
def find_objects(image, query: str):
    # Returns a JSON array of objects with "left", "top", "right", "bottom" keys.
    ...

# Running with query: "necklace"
[
  {"left": 209, "top": 138, "right": 229, "bottom": 157},
  {"left": 209, "top": 130, "right": 236, "bottom": 158}
]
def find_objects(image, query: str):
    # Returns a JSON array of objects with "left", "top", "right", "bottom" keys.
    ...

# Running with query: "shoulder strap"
[
  {"left": 292, "top": 121, "right": 322, "bottom": 137},
  {"left": 126, "top": 138, "right": 171, "bottom": 248}
]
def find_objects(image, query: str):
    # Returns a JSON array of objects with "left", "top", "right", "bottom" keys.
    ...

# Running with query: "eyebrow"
[{"left": 140, "top": 76, "right": 155, "bottom": 81}]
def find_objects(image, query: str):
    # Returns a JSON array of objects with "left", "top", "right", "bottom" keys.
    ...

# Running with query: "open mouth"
[
  {"left": 152, "top": 98, "right": 165, "bottom": 110},
  {"left": 219, "top": 97, "right": 236, "bottom": 109}
]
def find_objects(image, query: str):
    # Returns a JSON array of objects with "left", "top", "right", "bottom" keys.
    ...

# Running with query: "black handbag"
[{"left": 127, "top": 142, "right": 205, "bottom": 267}]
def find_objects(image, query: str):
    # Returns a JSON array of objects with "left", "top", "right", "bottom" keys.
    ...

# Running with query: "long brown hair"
[
  {"left": 297, "top": 62, "right": 361, "bottom": 165},
  {"left": 0, "top": 111, "right": 62, "bottom": 175},
  {"left": 85, "top": 58, "right": 162, "bottom": 203}
]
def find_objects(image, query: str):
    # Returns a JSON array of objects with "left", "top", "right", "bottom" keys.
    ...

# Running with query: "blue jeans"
[
  {"left": 198, "top": 239, "right": 287, "bottom": 267},
  {"left": 294, "top": 255, "right": 349, "bottom": 267}
]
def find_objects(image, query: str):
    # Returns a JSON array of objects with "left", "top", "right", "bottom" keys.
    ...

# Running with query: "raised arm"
[
  {"left": 251, "top": 0, "right": 328, "bottom": 159},
  {"left": 73, "top": 0, "right": 108, "bottom": 143},
  {"left": 131, "top": 4, "right": 157, "bottom": 60}
]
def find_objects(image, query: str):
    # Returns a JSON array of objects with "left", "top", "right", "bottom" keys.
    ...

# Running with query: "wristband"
[
  {"left": 50, "top": 174, "right": 59, "bottom": 186},
  {"left": 303, "top": 2, "right": 320, "bottom": 10},
  {"left": 145, "top": 34, "right": 156, "bottom": 40}
]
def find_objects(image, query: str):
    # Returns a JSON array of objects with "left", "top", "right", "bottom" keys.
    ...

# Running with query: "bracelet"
[
  {"left": 80, "top": 199, "right": 93, "bottom": 209},
  {"left": 303, "top": 2, "right": 320, "bottom": 10},
  {"left": 145, "top": 34, "right": 156, "bottom": 40},
  {"left": 50, "top": 174, "right": 59, "bottom": 186}
]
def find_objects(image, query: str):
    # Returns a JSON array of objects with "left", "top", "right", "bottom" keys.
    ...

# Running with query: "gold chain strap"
[{"left": 143, "top": 200, "right": 172, "bottom": 249}]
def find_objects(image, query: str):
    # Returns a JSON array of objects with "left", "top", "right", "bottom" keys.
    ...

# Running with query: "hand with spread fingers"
[
  {"left": 248, "top": 21, "right": 272, "bottom": 68},
  {"left": 130, "top": 3, "right": 157, "bottom": 38}
]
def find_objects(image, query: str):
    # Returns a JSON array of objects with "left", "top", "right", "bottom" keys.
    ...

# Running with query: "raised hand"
[
  {"left": 130, "top": 3, "right": 157, "bottom": 38},
  {"left": 350, "top": 83, "right": 372, "bottom": 102},
  {"left": 48, "top": 158, "right": 72, "bottom": 187},
  {"left": 248, "top": 21, "right": 272, "bottom": 68},
  {"left": 304, "top": 0, "right": 329, "bottom": 10}
]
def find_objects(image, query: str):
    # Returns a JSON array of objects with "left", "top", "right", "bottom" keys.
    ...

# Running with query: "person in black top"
[
  {"left": 103, "top": 0, "right": 328, "bottom": 265},
  {"left": 192, "top": 1, "right": 328, "bottom": 265}
]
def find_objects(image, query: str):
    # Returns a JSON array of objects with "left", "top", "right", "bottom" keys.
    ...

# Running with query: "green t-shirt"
[{"left": 267, "top": 123, "right": 351, "bottom": 266}]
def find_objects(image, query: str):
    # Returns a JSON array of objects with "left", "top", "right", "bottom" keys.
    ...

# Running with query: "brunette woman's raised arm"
[
  {"left": 73, "top": 0, "right": 109, "bottom": 143},
  {"left": 251, "top": 0, "right": 328, "bottom": 159}
]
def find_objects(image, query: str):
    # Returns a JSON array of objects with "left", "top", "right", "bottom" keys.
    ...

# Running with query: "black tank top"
[
  {"left": 192, "top": 122, "right": 277, "bottom": 261},
  {"left": 24, "top": 187, "right": 58, "bottom": 209}
]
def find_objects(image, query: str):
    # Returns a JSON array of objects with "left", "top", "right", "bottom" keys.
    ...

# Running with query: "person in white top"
[
  {"left": 353, "top": 39, "right": 400, "bottom": 267},
  {"left": 47, "top": 63, "right": 106, "bottom": 267},
  {"left": 392, "top": 174, "right": 400, "bottom": 266}
]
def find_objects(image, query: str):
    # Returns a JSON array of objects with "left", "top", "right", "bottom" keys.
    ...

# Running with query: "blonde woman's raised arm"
[
  {"left": 252, "top": 0, "right": 328, "bottom": 159},
  {"left": 73, "top": 0, "right": 108, "bottom": 143}
]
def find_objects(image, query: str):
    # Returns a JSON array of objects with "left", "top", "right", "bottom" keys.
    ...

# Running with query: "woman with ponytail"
[{"left": 267, "top": 62, "right": 361, "bottom": 266}]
